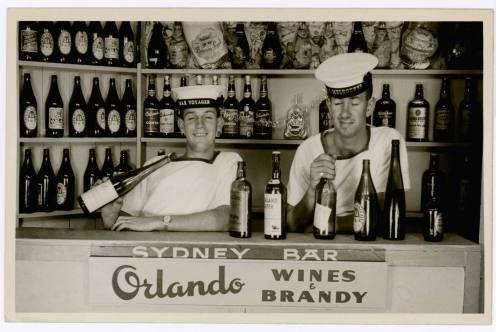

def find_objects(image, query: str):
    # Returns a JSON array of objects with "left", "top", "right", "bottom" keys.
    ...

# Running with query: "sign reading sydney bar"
[{"left": 89, "top": 258, "right": 387, "bottom": 308}]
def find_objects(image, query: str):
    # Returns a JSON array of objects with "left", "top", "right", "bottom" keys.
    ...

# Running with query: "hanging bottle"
[
  {"left": 45, "top": 75, "right": 64, "bottom": 137},
  {"left": 103, "top": 21, "right": 120, "bottom": 66},
  {"left": 264, "top": 151, "right": 287, "bottom": 240},
  {"left": 88, "top": 77, "right": 106, "bottom": 137},
  {"left": 373, "top": 84, "right": 396, "bottom": 128},
  {"left": 19, "top": 21, "right": 39, "bottom": 61},
  {"left": 83, "top": 148, "right": 101, "bottom": 192},
  {"left": 433, "top": 77, "right": 454, "bottom": 142},
  {"left": 168, "top": 21, "right": 189, "bottom": 69},
  {"left": 72, "top": 21, "right": 89, "bottom": 64},
  {"left": 229, "top": 161, "right": 253, "bottom": 238},
  {"left": 55, "top": 148, "right": 75, "bottom": 211},
  {"left": 313, "top": 156, "right": 337, "bottom": 240},
  {"left": 159, "top": 75, "right": 175, "bottom": 137},
  {"left": 222, "top": 75, "right": 240, "bottom": 138},
  {"left": 239, "top": 75, "right": 255, "bottom": 138},
  {"left": 19, "top": 148, "right": 38, "bottom": 213},
  {"left": 36, "top": 148, "right": 56, "bottom": 212},
  {"left": 105, "top": 78, "right": 122, "bottom": 137},
  {"left": 406, "top": 83, "right": 429, "bottom": 142},
  {"left": 38, "top": 21, "right": 56, "bottom": 62},
  {"left": 20, "top": 73, "right": 38, "bottom": 137},
  {"left": 354, "top": 159, "right": 379, "bottom": 241},
  {"left": 114, "top": 150, "right": 133, "bottom": 176},
  {"left": 119, "top": 21, "right": 136, "bottom": 68},
  {"left": 68, "top": 76, "right": 87, "bottom": 137},
  {"left": 231, "top": 23, "right": 250, "bottom": 69},
  {"left": 121, "top": 79, "right": 136, "bottom": 137},
  {"left": 421, "top": 153, "right": 446, "bottom": 212},
  {"left": 261, "top": 22, "right": 282, "bottom": 69},
  {"left": 143, "top": 75, "right": 159, "bottom": 137},
  {"left": 459, "top": 77, "right": 476, "bottom": 141},
  {"left": 348, "top": 21, "right": 368, "bottom": 53},
  {"left": 254, "top": 76, "right": 273, "bottom": 139},
  {"left": 55, "top": 21, "right": 72, "bottom": 63},
  {"left": 100, "top": 147, "right": 115, "bottom": 179},
  {"left": 318, "top": 98, "right": 330, "bottom": 132},
  {"left": 147, "top": 22, "right": 167, "bottom": 69},
  {"left": 293, "top": 22, "right": 312, "bottom": 69},
  {"left": 88, "top": 21, "right": 104, "bottom": 66}
]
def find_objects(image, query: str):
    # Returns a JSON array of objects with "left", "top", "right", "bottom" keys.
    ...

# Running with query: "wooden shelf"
[
  {"left": 18, "top": 209, "right": 90, "bottom": 219},
  {"left": 19, "top": 137, "right": 137, "bottom": 144},
  {"left": 405, "top": 142, "right": 472, "bottom": 148},
  {"left": 18, "top": 61, "right": 137, "bottom": 74}
]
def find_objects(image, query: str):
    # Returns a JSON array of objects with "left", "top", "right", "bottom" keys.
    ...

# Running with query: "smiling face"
[
  {"left": 327, "top": 91, "right": 375, "bottom": 138},
  {"left": 178, "top": 107, "right": 223, "bottom": 158}
]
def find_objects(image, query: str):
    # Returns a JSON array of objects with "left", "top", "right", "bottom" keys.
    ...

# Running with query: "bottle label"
[
  {"left": 23, "top": 105, "right": 37, "bottom": 130},
  {"left": 58, "top": 30, "right": 71, "bottom": 55},
  {"left": 435, "top": 107, "right": 451, "bottom": 131},
  {"left": 376, "top": 110, "right": 394, "bottom": 127},
  {"left": 353, "top": 202, "right": 365, "bottom": 233},
  {"left": 263, "top": 48, "right": 277, "bottom": 64},
  {"left": 104, "top": 36, "right": 119, "bottom": 59},
  {"left": 159, "top": 108, "right": 175, "bottom": 134},
  {"left": 80, "top": 179, "right": 119, "bottom": 213},
  {"left": 144, "top": 107, "right": 159, "bottom": 133},
  {"left": 264, "top": 193, "right": 282, "bottom": 236},
  {"left": 123, "top": 40, "right": 135, "bottom": 63},
  {"left": 48, "top": 107, "right": 64, "bottom": 129},
  {"left": 96, "top": 107, "right": 106, "bottom": 130},
  {"left": 313, "top": 203, "right": 332, "bottom": 235},
  {"left": 75, "top": 31, "right": 88, "bottom": 54},
  {"left": 56, "top": 182, "right": 67, "bottom": 205},
  {"left": 169, "top": 42, "right": 189, "bottom": 68},
  {"left": 92, "top": 37, "right": 104, "bottom": 60},
  {"left": 71, "top": 108, "right": 86, "bottom": 133},
  {"left": 107, "top": 109, "right": 121, "bottom": 133},
  {"left": 229, "top": 190, "right": 249, "bottom": 233},
  {"left": 21, "top": 29, "right": 38, "bottom": 53},
  {"left": 433, "top": 211, "right": 443, "bottom": 234},
  {"left": 40, "top": 30, "right": 54, "bottom": 56},
  {"left": 407, "top": 106, "right": 427, "bottom": 139},
  {"left": 222, "top": 108, "right": 239, "bottom": 135},
  {"left": 255, "top": 109, "right": 272, "bottom": 134},
  {"left": 239, "top": 106, "right": 254, "bottom": 137},
  {"left": 125, "top": 109, "right": 137, "bottom": 131}
]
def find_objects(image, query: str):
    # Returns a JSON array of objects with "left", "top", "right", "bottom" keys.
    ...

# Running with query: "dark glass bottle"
[
  {"left": 119, "top": 21, "right": 136, "bottom": 68},
  {"left": 254, "top": 76, "right": 273, "bottom": 139},
  {"left": 100, "top": 148, "right": 115, "bottom": 179},
  {"left": 159, "top": 75, "right": 175, "bottom": 137},
  {"left": 264, "top": 151, "right": 287, "bottom": 240},
  {"left": 83, "top": 148, "right": 101, "bottom": 191},
  {"left": 45, "top": 75, "right": 64, "bottom": 137},
  {"left": 38, "top": 21, "right": 56, "bottom": 62},
  {"left": 420, "top": 153, "right": 446, "bottom": 212},
  {"left": 135, "top": 22, "right": 142, "bottom": 66},
  {"left": 231, "top": 23, "right": 250, "bottom": 69},
  {"left": 105, "top": 78, "right": 122, "bottom": 137},
  {"left": 222, "top": 75, "right": 240, "bottom": 138},
  {"left": 313, "top": 157, "right": 337, "bottom": 240},
  {"left": 147, "top": 22, "right": 167, "bottom": 69},
  {"left": 406, "top": 83, "right": 429, "bottom": 142},
  {"left": 261, "top": 22, "right": 282, "bottom": 69},
  {"left": 114, "top": 150, "right": 133, "bottom": 176},
  {"left": 103, "top": 21, "right": 120, "bottom": 66},
  {"left": 459, "top": 77, "right": 476, "bottom": 141},
  {"left": 19, "top": 21, "right": 39, "bottom": 61},
  {"left": 143, "top": 75, "right": 159, "bottom": 137},
  {"left": 88, "top": 21, "right": 104, "bottom": 66},
  {"left": 433, "top": 77, "right": 454, "bottom": 142},
  {"left": 348, "top": 21, "right": 368, "bottom": 53},
  {"left": 19, "top": 149, "right": 38, "bottom": 213},
  {"left": 319, "top": 99, "right": 330, "bottom": 132},
  {"left": 455, "top": 154, "right": 474, "bottom": 236},
  {"left": 423, "top": 194, "right": 444, "bottom": 242},
  {"left": 55, "top": 148, "right": 75, "bottom": 211},
  {"left": 36, "top": 148, "right": 56, "bottom": 212},
  {"left": 354, "top": 159, "right": 379, "bottom": 241},
  {"left": 88, "top": 77, "right": 106, "bottom": 137},
  {"left": 239, "top": 75, "right": 255, "bottom": 138},
  {"left": 20, "top": 73, "right": 38, "bottom": 137},
  {"left": 382, "top": 140, "right": 406, "bottom": 240},
  {"left": 373, "top": 84, "right": 396, "bottom": 128},
  {"left": 55, "top": 21, "right": 72, "bottom": 63},
  {"left": 229, "top": 161, "right": 253, "bottom": 238},
  {"left": 72, "top": 21, "right": 89, "bottom": 64},
  {"left": 446, "top": 23, "right": 473, "bottom": 69},
  {"left": 121, "top": 79, "right": 136, "bottom": 137},
  {"left": 172, "top": 75, "right": 187, "bottom": 138},
  {"left": 68, "top": 76, "right": 87, "bottom": 137}
]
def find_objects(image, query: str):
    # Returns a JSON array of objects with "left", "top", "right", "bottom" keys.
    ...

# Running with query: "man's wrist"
[{"left": 160, "top": 215, "right": 172, "bottom": 231}]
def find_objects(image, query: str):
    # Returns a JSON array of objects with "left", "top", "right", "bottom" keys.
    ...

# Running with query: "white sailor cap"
[
  {"left": 172, "top": 85, "right": 224, "bottom": 110},
  {"left": 315, "top": 53, "right": 378, "bottom": 98}
]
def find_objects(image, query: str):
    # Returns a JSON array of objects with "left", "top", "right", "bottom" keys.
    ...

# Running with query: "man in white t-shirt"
[
  {"left": 287, "top": 53, "right": 411, "bottom": 233},
  {"left": 98, "top": 85, "right": 242, "bottom": 232}
]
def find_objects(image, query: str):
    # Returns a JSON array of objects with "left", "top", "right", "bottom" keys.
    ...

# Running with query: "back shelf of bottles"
[{"left": 19, "top": 137, "right": 137, "bottom": 144}]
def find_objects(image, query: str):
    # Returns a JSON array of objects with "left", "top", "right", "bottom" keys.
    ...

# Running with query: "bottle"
[
  {"left": 20, "top": 73, "right": 38, "bottom": 137},
  {"left": 36, "top": 149, "right": 56, "bottom": 212},
  {"left": 406, "top": 83, "right": 429, "bottom": 142},
  {"left": 348, "top": 22, "right": 368, "bottom": 53},
  {"left": 239, "top": 75, "right": 255, "bottom": 138},
  {"left": 45, "top": 75, "right": 64, "bottom": 137},
  {"left": 354, "top": 160, "right": 379, "bottom": 241},
  {"left": 382, "top": 140, "right": 406, "bottom": 240},
  {"left": 88, "top": 77, "right": 106, "bottom": 137},
  {"left": 121, "top": 79, "right": 137, "bottom": 137},
  {"left": 88, "top": 21, "right": 104, "bottom": 66},
  {"left": 19, "top": 149, "right": 38, "bottom": 213},
  {"left": 105, "top": 78, "right": 122, "bottom": 137},
  {"left": 55, "top": 148, "right": 75, "bottom": 211},
  {"left": 458, "top": 77, "right": 476, "bottom": 142},
  {"left": 78, "top": 152, "right": 176, "bottom": 214},
  {"left": 55, "top": 21, "right": 72, "bottom": 63},
  {"left": 254, "top": 76, "right": 273, "bottom": 139},
  {"left": 195, "top": 74, "right": 204, "bottom": 86},
  {"left": 143, "top": 75, "right": 159, "bottom": 137},
  {"left": 261, "top": 22, "right": 282, "bottom": 69},
  {"left": 264, "top": 151, "right": 287, "bottom": 240},
  {"left": 319, "top": 99, "right": 330, "bottom": 132},
  {"left": 68, "top": 76, "right": 87, "bottom": 137},
  {"left": 455, "top": 154, "right": 473, "bottom": 235},
  {"left": 83, "top": 148, "right": 100, "bottom": 192},
  {"left": 19, "top": 21, "right": 39, "bottom": 61},
  {"left": 72, "top": 21, "right": 89, "bottom": 64},
  {"left": 211, "top": 75, "right": 224, "bottom": 109},
  {"left": 420, "top": 153, "right": 446, "bottom": 212},
  {"left": 373, "top": 84, "right": 396, "bottom": 128},
  {"left": 222, "top": 75, "right": 240, "bottom": 138},
  {"left": 313, "top": 156, "right": 337, "bottom": 240},
  {"left": 38, "top": 21, "right": 56, "bottom": 62},
  {"left": 423, "top": 190, "right": 444, "bottom": 242},
  {"left": 100, "top": 148, "right": 115, "bottom": 179},
  {"left": 231, "top": 23, "right": 250, "bottom": 69},
  {"left": 159, "top": 75, "right": 175, "bottom": 137},
  {"left": 168, "top": 21, "right": 189, "bottom": 69},
  {"left": 147, "top": 22, "right": 167, "bottom": 69},
  {"left": 229, "top": 161, "right": 252, "bottom": 238},
  {"left": 172, "top": 75, "right": 187, "bottom": 138},
  {"left": 114, "top": 150, "right": 133, "bottom": 175},
  {"left": 433, "top": 77, "right": 454, "bottom": 142},
  {"left": 284, "top": 94, "right": 308, "bottom": 139},
  {"left": 103, "top": 21, "right": 120, "bottom": 66},
  {"left": 119, "top": 21, "right": 136, "bottom": 68},
  {"left": 372, "top": 22, "right": 391, "bottom": 68}
]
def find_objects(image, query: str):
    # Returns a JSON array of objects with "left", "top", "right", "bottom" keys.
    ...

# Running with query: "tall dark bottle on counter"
[
  {"left": 119, "top": 21, "right": 136, "bottom": 67},
  {"left": 159, "top": 75, "right": 175, "bottom": 137},
  {"left": 103, "top": 21, "right": 120, "bottom": 66},
  {"left": 83, "top": 148, "right": 100, "bottom": 191},
  {"left": 19, "top": 21, "right": 39, "bottom": 61},
  {"left": 55, "top": 148, "right": 75, "bottom": 211},
  {"left": 20, "top": 73, "right": 38, "bottom": 137},
  {"left": 459, "top": 77, "right": 476, "bottom": 142},
  {"left": 229, "top": 161, "right": 252, "bottom": 238},
  {"left": 255, "top": 76, "right": 273, "bottom": 139},
  {"left": 373, "top": 84, "right": 396, "bottom": 128},
  {"left": 147, "top": 22, "right": 167, "bottom": 69},
  {"left": 45, "top": 75, "right": 64, "bottom": 137},
  {"left": 38, "top": 21, "right": 56, "bottom": 62},
  {"left": 100, "top": 148, "right": 115, "bottom": 179},
  {"left": 421, "top": 153, "right": 446, "bottom": 212},
  {"left": 261, "top": 22, "right": 282, "bottom": 69},
  {"left": 348, "top": 22, "right": 368, "bottom": 53},
  {"left": 88, "top": 77, "right": 106, "bottom": 137},
  {"left": 354, "top": 160, "right": 379, "bottom": 241},
  {"left": 406, "top": 83, "right": 429, "bottom": 142},
  {"left": 114, "top": 150, "right": 133, "bottom": 175},
  {"left": 88, "top": 21, "right": 104, "bottom": 66},
  {"left": 143, "top": 75, "right": 159, "bottom": 137},
  {"left": 313, "top": 156, "right": 337, "bottom": 240},
  {"left": 231, "top": 23, "right": 250, "bottom": 69},
  {"left": 239, "top": 75, "right": 255, "bottom": 138},
  {"left": 122, "top": 79, "right": 137, "bottom": 137},
  {"left": 19, "top": 149, "right": 38, "bottom": 213},
  {"left": 36, "top": 149, "right": 56, "bottom": 212},
  {"left": 72, "top": 21, "right": 89, "bottom": 64},
  {"left": 55, "top": 21, "right": 72, "bottom": 63},
  {"left": 433, "top": 77, "right": 454, "bottom": 142},
  {"left": 105, "top": 78, "right": 122, "bottom": 137},
  {"left": 264, "top": 151, "right": 287, "bottom": 240},
  {"left": 69, "top": 76, "right": 87, "bottom": 137},
  {"left": 423, "top": 169, "right": 445, "bottom": 242},
  {"left": 222, "top": 75, "right": 239, "bottom": 138}
]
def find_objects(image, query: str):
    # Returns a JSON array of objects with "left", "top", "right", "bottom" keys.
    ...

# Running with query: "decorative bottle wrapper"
[
  {"left": 79, "top": 179, "right": 119, "bottom": 213},
  {"left": 125, "top": 109, "right": 137, "bottom": 131},
  {"left": 92, "top": 37, "right": 104, "bottom": 60},
  {"left": 159, "top": 108, "right": 175, "bottom": 134},
  {"left": 58, "top": 30, "right": 71, "bottom": 55},
  {"left": 71, "top": 109, "right": 86, "bottom": 133},
  {"left": 313, "top": 203, "right": 332, "bottom": 235},
  {"left": 104, "top": 36, "right": 119, "bottom": 59},
  {"left": 96, "top": 108, "right": 106, "bottom": 130},
  {"left": 183, "top": 22, "right": 228, "bottom": 69},
  {"left": 40, "top": 31, "right": 54, "bottom": 56},
  {"left": 107, "top": 109, "right": 121, "bottom": 133},
  {"left": 75, "top": 31, "right": 88, "bottom": 54},
  {"left": 21, "top": 29, "right": 38, "bottom": 53}
]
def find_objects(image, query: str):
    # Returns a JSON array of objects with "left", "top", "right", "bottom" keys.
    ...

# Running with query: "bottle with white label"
[
  {"left": 45, "top": 75, "right": 64, "bottom": 137},
  {"left": 69, "top": 76, "right": 87, "bottom": 137},
  {"left": 72, "top": 21, "right": 89, "bottom": 64},
  {"left": 88, "top": 21, "right": 104, "bottom": 66},
  {"left": 229, "top": 161, "right": 252, "bottom": 238},
  {"left": 19, "top": 21, "right": 39, "bottom": 61},
  {"left": 105, "top": 78, "right": 122, "bottom": 137},
  {"left": 55, "top": 21, "right": 72, "bottom": 63},
  {"left": 20, "top": 73, "right": 38, "bottom": 137},
  {"left": 88, "top": 77, "right": 106, "bottom": 137},
  {"left": 55, "top": 148, "right": 75, "bottom": 211},
  {"left": 103, "top": 21, "right": 120, "bottom": 67},
  {"left": 313, "top": 155, "right": 337, "bottom": 240},
  {"left": 159, "top": 75, "right": 175, "bottom": 137},
  {"left": 264, "top": 151, "right": 287, "bottom": 240},
  {"left": 121, "top": 79, "right": 136, "bottom": 137},
  {"left": 38, "top": 21, "right": 56, "bottom": 62},
  {"left": 119, "top": 21, "right": 136, "bottom": 68},
  {"left": 406, "top": 83, "right": 429, "bottom": 142},
  {"left": 222, "top": 75, "right": 239, "bottom": 138},
  {"left": 353, "top": 159, "right": 379, "bottom": 241}
]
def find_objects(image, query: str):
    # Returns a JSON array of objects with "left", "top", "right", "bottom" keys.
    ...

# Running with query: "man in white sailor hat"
[
  {"left": 287, "top": 53, "right": 411, "bottom": 233},
  {"left": 98, "top": 84, "right": 242, "bottom": 232}
]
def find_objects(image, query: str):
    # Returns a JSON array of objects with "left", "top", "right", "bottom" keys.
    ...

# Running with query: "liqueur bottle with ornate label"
[
  {"left": 147, "top": 22, "right": 167, "bottom": 69},
  {"left": 20, "top": 73, "right": 38, "bottom": 137},
  {"left": 421, "top": 153, "right": 446, "bottom": 212},
  {"left": 261, "top": 22, "right": 282, "bottom": 69},
  {"left": 100, "top": 148, "right": 115, "bottom": 179},
  {"left": 114, "top": 150, "right": 133, "bottom": 176},
  {"left": 433, "top": 77, "right": 454, "bottom": 142},
  {"left": 348, "top": 21, "right": 368, "bottom": 53},
  {"left": 36, "top": 148, "right": 56, "bottom": 212},
  {"left": 103, "top": 21, "right": 120, "bottom": 66},
  {"left": 239, "top": 75, "right": 255, "bottom": 138},
  {"left": 229, "top": 161, "right": 252, "bottom": 238},
  {"left": 231, "top": 23, "right": 250, "bottom": 69},
  {"left": 55, "top": 148, "right": 75, "bottom": 211},
  {"left": 55, "top": 21, "right": 72, "bottom": 63},
  {"left": 105, "top": 78, "right": 122, "bottom": 137},
  {"left": 121, "top": 79, "right": 136, "bottom": 137},
  {"left": 88, "top": 21, "right": 104, "bottom": 66},
  {"left": 159, "top": 75, "right": 175, "bottom": 137},
  {"left": 72, "top": 21, "right": 89, "bottom": 64},
  {"left": 313, "top": 156, "right": 337, "bottom": 240},
  {"left": 38, "top": 21, "right": 56, "bottom": 62},
  {"left": 88, "top": 77, "right": 106, "bottom": 137},
  {"left": 68, "top": 76, "right": 87, "bottom": 137},
  {"left": 119, "top": 21, "right": 135, "bottom": 68},
  {"left": 406, "top": 83, "right": 429, "bottom": 142},
  {"left": 83, "top": 148, "right": 100, "bottom": 192},
  {"left": 264, "top": 151, "right": 287, "bottom": 240},
  {"left": 45, "top": 75, "right": 64, "bottom": 137},
  {"left": 222, "top": 75, "right": 239, "bottom": 138},
  {"left": 144, "top": 75, "right": 159, "bottom": 137},
  {"left": 354, "top": 159, "right": 379, "bottom": 241},
  {"left": 459, "top": 77, "right": 477, "bottom": 142},
  {"left": 19, "top": 21, "right": 39, "bottom": 61},
  {"left": 19, "top": 148, "right": 38, "bottom": 213},
  {"left": 373, "top": 84, "right": 396, "bottom": 128},
  {"left": 254, "top": 76, "right": 273, "bottom": 139}
]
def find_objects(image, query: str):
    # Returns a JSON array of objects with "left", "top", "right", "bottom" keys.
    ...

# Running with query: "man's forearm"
[
  {"left": 287, "top": 188, "right": 315, "bottom": 232},
  {"left": 167, "top": 205, "right": 230, "bottom": 232}
]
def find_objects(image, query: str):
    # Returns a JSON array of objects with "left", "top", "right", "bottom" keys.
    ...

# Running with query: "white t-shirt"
[
  {"left": 288, "top": 126, "right": 411, "bottom": 216},
  {"left": 122, "top": 152, "right": 242, "bottom": 216}
]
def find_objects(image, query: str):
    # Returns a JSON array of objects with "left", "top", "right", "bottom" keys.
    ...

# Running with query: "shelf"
[
  {"left": 18, "top": 209, "right": 91, "bottom": 219},
  {"left": 18, "top": 61, "right": 137, "bottom": 74},
  {"left": 405, "top": 142, "right": 472, "bottom": 148},
  {"left": 19, "top": 137, "right": 137, "bottom": 144}
]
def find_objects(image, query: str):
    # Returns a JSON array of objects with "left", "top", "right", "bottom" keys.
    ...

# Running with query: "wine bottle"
[
  {"left": 55, "top": 148, "right": 75, "bottom": 211},
  {"left": 88, "top": 77, "right": 106, "bottom": 137},
  {"left": 55, "top": 21, "right": 72, "bottom": 63},
  {"left": 313, "top": 156, "right": 337, "bottom": 240},
  {"left": 239, "top": 75, "right": 255, "bottom": 138},
  {"left": 143, "top": 75, "right": 159, "bottom": 137},
  {"left": 122, "top": 79, "right": 137, "bottom": 137},
  {"left": 36, "top": 148, "right": 56, "bottom": 212},
  {"left": 114, "top": 150, "right": 133, "bottom": 175},
  {"left": 72, "top": 21, "right": 89, "bottom": 64},
  {"left": 222, "top": 75, "right": 239, "bottom": 138},
  {"left": 83, "top": 148, "right": 100, "bottom": 191},
  {"left": 19, "top": 21, "right": 39, "bottom": 61},
  {"left": 382, "top": 140, "right": 406, "bottom": 240},
  {"left": 354, "top": 159, "right": 379, "bottom": 241},
  {"left": 159, "top": 75, "right": 175, "bottom": 137},
  {"left": 421, "top": 153, "right": 446, "bottom": 211},
  {"left": 105, "top": 78, "right": 122, "bottom": 137},
  {"left": 231, "top": 23, "right": 249, "bottom": 69},
  {"left": 229, "top": 161, "right": 252, "bottom": 238},
  {"left": 45, "top": 75, "right": 64, "bottom": 137},
  {"left": 78, "top": 152, "right": 176, "bottom": 214},
  {"left": 459, "top": 77, "right": 476, "bottom": 141},
  {"left": 103, "top": 21, "right": 120, "bottom": 66},
  {"left": 406, "top": 83, "right": 429, "bottom": 142},
  {"left": 147, "top": 22, "right": 167, "bottom": 69},
  {"left": 119, "top": 21, "right": 136, "bottom": 68},
  {"left": 261, "top": 22, "right": 282, "bottom": 69},
  {"left": 423, "top": 190, "right": 444, "bottom": 242},
  {"left": 264, "top": 151, "right": 287, "bottom": 240},
  {"left": 68, "top": 76, "right": 87, "bottom": 137},
  {"left": 19, "top": 148, "right": 38, "bottom": 213},
  {"left": 348, "top": 22, "right": 368, "bottom": 53},
  {"left": 100, "top": 147, "right": 115, "bottom": 179},
  {"left": 373, "top": 84, "right": 396, "bottom": 128},
  {"left": 20, "top": 73, "right": 38, "bottom": 137},
  {"left": 38, "top": 21, "right": 56, "bottom": 62},
  {"left": 319, "top": 99, "right": 330, "bottom": 132},
  {"left": 433, "top": 77, "right": 454, "bottom": 142},
  {"left": 88, "top": 21, "right": 104, "bottom": 66},
  {"left": 254, "top": 76, "right": 273, "bottom": 139}
]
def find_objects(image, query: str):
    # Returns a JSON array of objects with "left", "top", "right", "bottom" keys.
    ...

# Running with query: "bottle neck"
[
  {"left": 228, "top": 82, "right": 236, "bottom": 97},
  {"left": 353, "top": 22, "right": 363, "bottom": 33},
  {"left": 440, "top": 80, "right": 449, "bottom": 100},
  {"left": 415, "top": 86, "right": 423, "bottom": 99},
  {"left": 260, "top": 80, "right": 268, "bottom": 98},
  {"left": 429, "top": 155, "right": 440, "bottom": 170},
  {"left": 120, "top": 152, "right": 128, "bottom": 165},
  {"left": 237, "top": 165, "right": 246, "bottom": 179},
  {"left": 272, "top": 155, "right": 281, "bottom": 180},
  {"left": 24, "top": 150, "right": 32, "bottom": 165},
  {"left": 382, "top": 85, "right": 390, "bottom": 99}
]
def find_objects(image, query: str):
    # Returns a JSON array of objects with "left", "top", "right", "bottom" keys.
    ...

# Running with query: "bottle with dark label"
[
  {"left": 55, "top": 148, "right": 75, "bottom": 211},
  {"left": 19, "top": 148, "right": 38, "bottom": 213},
  {"left": 147, "top": 22, "right": 167, "bottom": 69},
  {"left": 254, "top": 76, "right": 273, "bottom": 139},
  {"left": 19, "top": 21, "right": 39, "bottom": 61},
  {"left": 231, "top": 23, "right": 249, "bottom": 69},
  {"left": 459, "top": 77, "right": 476, "bottom": 142},
  {"left": 88, "top": 21, "right": 104, "bottom": 66},
  {"left": 222, "top": 75, "right": 239, "bottom": 138},
  {"left": 105, "top": 78, "right": 122, "bottom": 137},
  {"left": 239, "top": 75, "right": 255, "bottom": 138},
  {"left": 354, "top": 159, "right": 379, "bottom": 241},
  {"left": 382, "top": 140, "right": 406, "bottom": 240},
  {"left": 319, "top": 99, "right": 330, "bottom": 132},
  {"left": 121, "top": 79, "right": 136, "bottom": 137},
  {"left": 100, "top": 147, "right": 115, "bottom": 179},
  {"left": 261, "top": 22, "right": 282, "bottom": 69},
  {"left": 68, "top": 76, "right": 87, "bottom": 137},
  {"left": 55, "top": 21, "right": 72, "bottom": 63},
  {"left": 103, "top": 21, "right": 120, "bottom": 66},
  {"left": 20, "top": 73, "right": 38, "bottom": 137},
  {"left": 159, "top": 75, "right": 175, "bottom": 137},
  {"left": 114, "top": 150, "right": 133, "bottom": 176},
  {"left": 38, "top": 21, "right": 56, "bottom": 62},
  {"left": 264, "top": 151, "right": 287, "bottom": 240},
  {"left": 421, "top": 153, "right": 446, "bottom": 212},
  {"left": 348, "top": 21, "right": 368, "bottom": 53},
  {"left": 406, "top": 83, "right": 429, "bottom": 142},
  {"left": 36, "top": 148, "right": 56, "bottom": 212},
  {"left": 373, "top": 84, "right": 396, "bottom": 128},
  {"left": 88, "top": 77, "right": 106, "bottom": 137},
  {"left": 72, "top": 21, "right": 89, "bottom": 64},
  {"left": 172, "top": 75, "right": 187, "bottom": 138},
  {"left": 143, "top": 75, "right": 159, "bottom": 137},
  {"left": 433, "top": 77, "right": 454, "bottom": 142},
  {"left": 119, "top": 21, "right": 135, "bottom": 68},
  {"left": 313, "top": 156, "right": 337, "bottom": 240},
  {"left": 45, "top": 75, "right": 64, "bottom": 137},
  {"left": 229, "top": 161, "right": 252, "bottom": 238},
  {"left": 83, "top": 148, "right": 101, "bottom": 192}
]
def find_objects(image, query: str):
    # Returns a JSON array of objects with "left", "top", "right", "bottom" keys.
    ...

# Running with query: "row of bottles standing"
[{"left": 19, "top": 21, "right": 139, "bottom": 67}]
